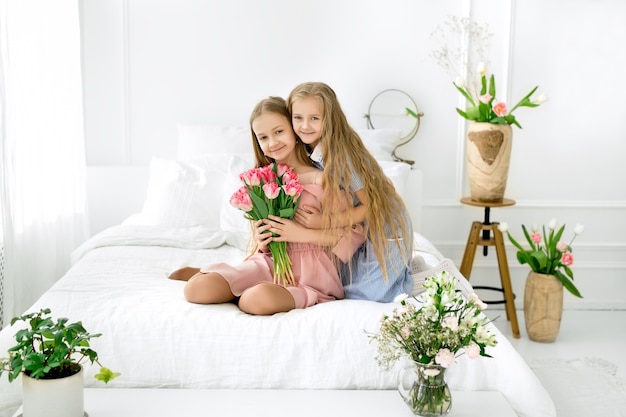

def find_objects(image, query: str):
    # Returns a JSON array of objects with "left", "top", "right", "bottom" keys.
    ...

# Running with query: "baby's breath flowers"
[
  {"left": 368, "top": 271, "right": 497, "bottom": 370},
  {"left": 498, "top": 220, "right": 584, "bottom": 297}
]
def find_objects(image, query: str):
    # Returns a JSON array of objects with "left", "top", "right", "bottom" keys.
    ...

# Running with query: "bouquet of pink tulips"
[{"left": 229, "top": 163, "right": 304, "bottom": 286}]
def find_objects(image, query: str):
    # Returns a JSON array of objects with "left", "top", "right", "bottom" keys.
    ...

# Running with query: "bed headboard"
[{"left": 86, "top": 100, "right": 423, "bottom": 237}]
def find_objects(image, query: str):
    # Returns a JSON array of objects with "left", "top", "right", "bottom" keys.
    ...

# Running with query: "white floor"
[{"left": 485, "top": 307, "right": 626, "bottom": 379}]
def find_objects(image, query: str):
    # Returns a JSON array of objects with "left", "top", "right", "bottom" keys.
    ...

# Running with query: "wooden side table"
[{"left": 459, "top": 197, "right": 520, "bottom": 339}]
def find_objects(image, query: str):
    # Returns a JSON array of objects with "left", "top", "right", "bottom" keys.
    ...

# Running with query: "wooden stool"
[{"left": 459, "top": 197, "right": 520, "bottom": 339}]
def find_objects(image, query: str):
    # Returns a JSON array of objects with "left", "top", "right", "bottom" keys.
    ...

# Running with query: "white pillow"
[
  {"left": 177, "top": 124, "right": 251, "bottom": 160},
  {"left": 357, "top": 128, "right": 403, "bottom": 161},
  {"left": 140, "top": 156, "right": 230, "bottom": 228},
  {"left": 220, "top": 154, "right": 256, "bottom": 250},
  {"left": 379, "top": 160, "right": 411, "bottom": 196}
]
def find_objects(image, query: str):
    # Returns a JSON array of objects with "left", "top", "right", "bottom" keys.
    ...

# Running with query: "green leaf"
[
  {"left": 94, "top": 367, "right": 121, "bottom": 384},
  {"left": 278, "top": 207, "right": 295, "bottom": 218},
  {"left": 247, "top": 190, "right": 269, "bottom": 218},
  {"left": 554, "top": 270, "right": 583, "bottom": 298},
  {"left": 405, "top": 107, "right": 420, "bottom": 119},
  {"left": 453, "top": 83, "right": 476, "bottom": 106},
  {"left": 488, "top": 74, "right": 496, "bottom": 97},
  {"left": 509, "top": 86, "right": 539, "bottom": 113}
]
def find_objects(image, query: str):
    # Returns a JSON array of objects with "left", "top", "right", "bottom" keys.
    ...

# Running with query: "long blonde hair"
[{"left": 287, "top": 82, "right": 411, "bottom": 281}]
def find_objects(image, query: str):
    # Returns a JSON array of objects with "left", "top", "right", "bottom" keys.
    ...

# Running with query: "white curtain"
[{"left": 0, "top": 0, "right": 88, "bottom": 325}]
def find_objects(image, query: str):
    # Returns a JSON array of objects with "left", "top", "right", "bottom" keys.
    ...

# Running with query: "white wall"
[{"left": 80, "top": 0, "right": 626, "bottom": 310}]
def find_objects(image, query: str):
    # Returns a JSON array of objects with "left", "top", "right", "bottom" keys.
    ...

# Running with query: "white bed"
[{"left": 0, "top": 126, "right": 556, "bottom": 417}]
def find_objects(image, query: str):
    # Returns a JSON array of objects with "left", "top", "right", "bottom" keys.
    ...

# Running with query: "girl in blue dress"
[{"left": 276, "top": 82, "right": 414, "bottom": 302}]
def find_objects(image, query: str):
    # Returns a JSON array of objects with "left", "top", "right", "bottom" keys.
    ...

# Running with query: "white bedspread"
[{"left": 0, "top": 226, "right": 555, "bottom": 417}]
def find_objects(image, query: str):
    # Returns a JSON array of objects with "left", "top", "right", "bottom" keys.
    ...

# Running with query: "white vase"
[{"left": 22, "top": 364, "right": 84, "bottom": 417}]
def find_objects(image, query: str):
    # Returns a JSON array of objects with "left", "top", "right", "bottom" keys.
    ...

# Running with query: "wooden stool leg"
[
  {"left": 493, "top": 225, "right": 521, "bottom": 339},
  {"left": 460, "top": 222, "right": 482, "bottom": 280}
]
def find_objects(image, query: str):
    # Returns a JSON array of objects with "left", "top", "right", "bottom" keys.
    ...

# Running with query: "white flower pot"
[{"left": 22, "top": 364, "right": 84, "bottom": 417}]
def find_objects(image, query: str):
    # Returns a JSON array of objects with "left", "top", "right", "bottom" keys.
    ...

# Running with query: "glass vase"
[{"left": 398, "top": 362, "right": 452, "bottom": 416}]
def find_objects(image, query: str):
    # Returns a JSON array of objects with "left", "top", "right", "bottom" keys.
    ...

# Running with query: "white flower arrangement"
[{"left": 368, "top": 271, "right": 497, "bottom": 370}]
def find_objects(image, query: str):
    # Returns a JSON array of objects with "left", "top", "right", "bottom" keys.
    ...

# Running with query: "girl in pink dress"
[{"left": 173, "top": 97, "right": 359, "bottom": 315}]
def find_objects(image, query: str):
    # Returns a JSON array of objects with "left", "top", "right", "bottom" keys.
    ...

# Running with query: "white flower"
[
  {"left": 531, "top": 224, "right": 538, "bottom": 233},
  {"left": 442, "top": 315, "right": 459, "bottom": 332},
  {"left": 532, "top": 93, "right": 548, "bottom": 104},
  {"left": 469, "top": 293, "right": 488, "bottom": 310},
  {"left": 394, "top": 293, "right": 408, "bottom": 303},
  {"left": 574, "top": 223, "right": 585, "bottom": 235},
  {"left": 497, "top": 222, "right": 508, "bottom": 233},
  {"left": 477, "top": 61, "right": 486, "bottom": 75},
  {"left": 548, "top": 218, "right": 557, "bottom": 230},
  {"left": 454, "top": 76, "right": 466, "bottom": 88}
]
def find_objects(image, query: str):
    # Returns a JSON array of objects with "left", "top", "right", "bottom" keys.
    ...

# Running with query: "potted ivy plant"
[{"left": 0, "top": 308, "right": 120, "bottom": 417}]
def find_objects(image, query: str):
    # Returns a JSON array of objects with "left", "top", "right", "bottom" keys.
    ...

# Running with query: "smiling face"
[
  {"left": 290, "top": 96, "right": 323, "bottom": 149},
  {"left": 252, "top": 111, "right": 298, "bottom": 165}
]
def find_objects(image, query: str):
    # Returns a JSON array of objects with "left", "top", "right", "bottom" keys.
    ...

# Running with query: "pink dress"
[{"left": 200, "top": 184, "right": 345, "bottom": 309}]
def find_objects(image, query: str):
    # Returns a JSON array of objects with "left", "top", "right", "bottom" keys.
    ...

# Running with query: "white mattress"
[{"left": 0, "top": 225, "right": 556, "bottom": 417}]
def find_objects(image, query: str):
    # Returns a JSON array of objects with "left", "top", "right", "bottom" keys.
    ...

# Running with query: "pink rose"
[
  {"left": 262, "top": 182, "right": 280, "bottom": 199},
  {"left": 561, "top": 252, "right": 574, "bottom": 266},
  {"left": 556, "top": 241, "right": 569, "bottom": 252},
  {"left": 492, "top": 101, "right": 508, "bottom": 117},
  {"left": 479, "top": 93, "right": 492, "bottom": 104},
  {"left": 229, "top": 187, "right": 253, "bottom": 212},
  {"left": 240, "top": 168, "right": 261, "bottom": 186},
  {"left": 530, "top": 233, "right": 542, "bottom": 244}
]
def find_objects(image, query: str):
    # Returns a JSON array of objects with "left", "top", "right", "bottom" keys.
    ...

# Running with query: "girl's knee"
[{"left": 239, "top": 283, "right": 295, "bottom": 315}]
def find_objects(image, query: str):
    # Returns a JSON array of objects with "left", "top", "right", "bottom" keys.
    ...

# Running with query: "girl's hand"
[
  {"left": 265, "top": 215, "right": 308, "bottom": 243},
  {"left": 255, "top": 219, "right": 273, "bottom": 252},
  {"left": 295, "top": 204, "right": 323, "bottom": 229}
]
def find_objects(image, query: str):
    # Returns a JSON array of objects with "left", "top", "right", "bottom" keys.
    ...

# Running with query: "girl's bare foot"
[{"left": 168, "top": 267, "right": 201, "bottom": 281}]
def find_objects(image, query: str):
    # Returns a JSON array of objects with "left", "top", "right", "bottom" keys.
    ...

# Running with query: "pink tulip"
[
  {"left": 561, "top": 252, "right": 574, "bottom": 266},
  {"left": 229, "top": 187, "right": 253, "bottom": 212},
  {"left": 240, "top": 168, "right": 261, "bottom": 186},
  {"left": 492, "top": 101, "right": 508, "bottom": 117},
  {"left": 556, "top": 241, "right": 569, "bottom": 252},
  {"left": 282, "top": 170, "right": 299, "bottom": 183},
  {"left": 259, "top": 165, "right": 277, "bottom": 184},
  {"left": 530, "top": 233, "right": 542, "bottom": 244},
  {"left": 479, "top": 93, "right": 492, "bottom": 104},
  {"left": 283, "top": 180, "right": 304, "bottom": 198},
  {"left": 276, "top": 164, "right": 291, "bottom": 177},
  {"left": 262, "top": 182, "right": 280, "bottom": 199}
]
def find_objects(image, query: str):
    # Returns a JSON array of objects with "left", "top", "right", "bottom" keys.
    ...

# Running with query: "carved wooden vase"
[
  {"left": 466, "top": 122, "right": 513, "bottom": 203},
  {"left": 524, "top": 272, "right": 564, "bottom": 343}
]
